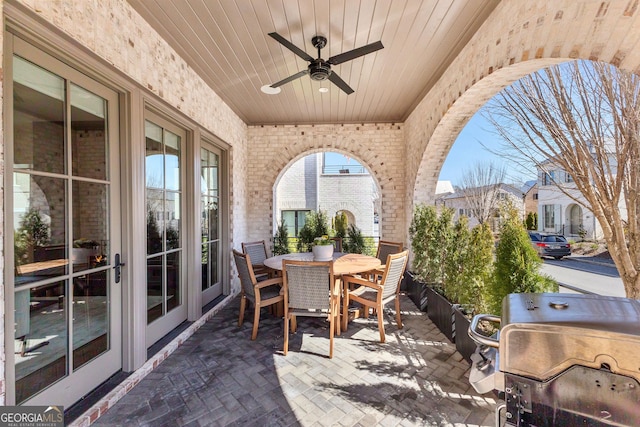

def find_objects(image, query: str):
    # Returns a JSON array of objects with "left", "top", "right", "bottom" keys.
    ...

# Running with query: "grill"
[{"left": 467, "top": 293, "right": 640, "bottom": 427}]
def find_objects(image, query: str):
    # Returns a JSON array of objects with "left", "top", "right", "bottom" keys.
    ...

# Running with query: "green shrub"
[
  {"left": 334, "top": 212, "right": 347, "bottom": 239},
  {"left": 344, "top": 224, "right": 365, "bottom": 254},
  {"left": 409, "top": 204, "right": 454, "bottom": 284},
  {"left": 273, "top": 218, "right": 290, "bottom": 255},
  {"left": 444, "top": 216, "right": 472, "bottom": 302},
  {"left": 450, "top": 222, "right": 494, "bottom": 314},
  {"left": 525, "top": 212, "right": 537, "bottom": 230},
  {"left": 490, "top": 202, "right": 557, "bottom": 314},
  {"left": 297, "top": 210, "right": 330, "bottom": 252}
]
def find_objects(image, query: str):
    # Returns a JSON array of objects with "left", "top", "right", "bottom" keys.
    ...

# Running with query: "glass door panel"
[
  {"left": 9, "top": 48, "right": 121, "bottom": 408},
  {"left": 145, "top": 116, "right": 186, "bottom": 346},
  {"left": 201, "top": 146, "right": 222, "bottom": 306},
  {"left": 14, "top": 281, "right": 67, "bottom": 404}
]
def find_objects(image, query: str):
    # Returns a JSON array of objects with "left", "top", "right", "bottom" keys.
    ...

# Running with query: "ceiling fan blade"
[
  {"left": 268, "top": 32, "right": 314, "bottom": 62},
  {"left": 270, "top": 70, "right": 309, "bottom": 88},
  {"left": 327, "top": 72, "right": 354, "bottom": 94},
  {"left": 327, "top": 41, "right": 384, "bottom": 65}
]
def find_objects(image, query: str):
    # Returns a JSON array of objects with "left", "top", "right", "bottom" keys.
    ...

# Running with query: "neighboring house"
[
  {"left": 536, "top": 160, "right": 614, "bottom": 240},
  {"left": 276, "top": 153, "right": 378, "bottom": 237},
  {"left": 438, "top": 183, "right": 524, "bottom": 231},
  {"left": 522, "top": 180, "right": 538, "bottom": 217}
]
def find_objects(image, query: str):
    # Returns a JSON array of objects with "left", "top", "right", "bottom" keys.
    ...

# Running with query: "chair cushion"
[
  {"left": 350, "top": 286, "right": 378, "bottom": 302},
  {"left": 260, "top": 285, "right": 281, "bottom": 300}
]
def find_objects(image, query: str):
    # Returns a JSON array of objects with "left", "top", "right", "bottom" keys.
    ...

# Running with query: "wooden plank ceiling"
[{"left": 127, "top": 0, "right": 499, "bottom": 125}]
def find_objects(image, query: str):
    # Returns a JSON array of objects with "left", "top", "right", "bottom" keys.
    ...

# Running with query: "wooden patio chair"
[
  {"left": 282, "top": 260, "right": 340, "bottom": 358},
  {"left": 361, "top": 240, "right": 404, "bottom": 281},
  {"left": 242, "top": 240, "right": 273, "bottom": 278},
  {"left": 342, "top": 250, "right": 409, "bottom": 343},
  {"left": 233, "top": 249, "right": 283, "bottom": 340}
]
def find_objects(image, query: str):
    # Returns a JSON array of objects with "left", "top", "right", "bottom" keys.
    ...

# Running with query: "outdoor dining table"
[
  {"left": 263, "top": 252, "right": 381, "bottom": 334},
  {"left": 263, "top": 252, "right": 381, "bottom": 276}
]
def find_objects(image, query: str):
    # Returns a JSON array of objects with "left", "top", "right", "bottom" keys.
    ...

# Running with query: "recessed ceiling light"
[
  {"left": 319, "top": 87, "right": 329, "bottom": 93},
  {"left": 261, "top": 85, "right": 281, "bottom": 95}
]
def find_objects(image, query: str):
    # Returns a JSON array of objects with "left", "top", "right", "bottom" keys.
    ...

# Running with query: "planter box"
[
  {"left": 453, "top": 305, "right": 476, "bottom": 363},
  {"left": 425, "top": 285, "right": 454, "bottom": 343},
  {"left": 404, "top": 272, "right": 428, "bottom": 311}
]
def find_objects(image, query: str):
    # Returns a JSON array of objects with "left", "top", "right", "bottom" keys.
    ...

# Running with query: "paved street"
[
  {"left": 90, "top": 295, "right": 496, "bottom": 427},
  {"left": 541, "top": 256, "right": 625, "bottom": 297}
]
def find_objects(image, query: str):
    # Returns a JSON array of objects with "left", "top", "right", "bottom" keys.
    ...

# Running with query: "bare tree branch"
[
  {"left": 483, "top": 60, "right": 640, "bottom": 298},
  {"left": 459, "top": 161, "right": 507, "bottom": 225}
]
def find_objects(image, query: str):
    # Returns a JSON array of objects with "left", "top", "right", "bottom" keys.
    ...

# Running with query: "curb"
[{"left": 566, "top": 256, "right": 616, "bottom": 268}]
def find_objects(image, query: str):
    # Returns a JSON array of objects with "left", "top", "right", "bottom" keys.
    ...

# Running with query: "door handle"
[{"left": 113, "top": 253, "right": 125, "bottom": 283}]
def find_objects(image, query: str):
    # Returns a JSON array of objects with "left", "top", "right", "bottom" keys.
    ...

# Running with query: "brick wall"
[
  {"left": 406, "top": 0, "right": 640, "bottom": 229},
  {"left": 319, "top": 174, "right": 376, "bottom": 237},
  {"left": 247, "top": 123, "right": 405, "bottom": 246},
  {"left": 276, "top": 153, "right": 377, "bottom": 237}
]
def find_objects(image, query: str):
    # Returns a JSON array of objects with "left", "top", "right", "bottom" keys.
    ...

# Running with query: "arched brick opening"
[
  {"left": 405, "top": 0, "right": 640, "bottom": 244},
  {"left": 246, "top": 124, "right": 405, "bottom": 244},
  {"left": 272, "top": 148, "right": 382, "bottom": 236},
  {"left": 412, "top": 59, "right": 566, "bottom": 204}
]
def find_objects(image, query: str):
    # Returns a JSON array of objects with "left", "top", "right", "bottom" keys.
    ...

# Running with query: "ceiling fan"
[{"left": 267, "top": 32, "right": 384, "bottom": 95}]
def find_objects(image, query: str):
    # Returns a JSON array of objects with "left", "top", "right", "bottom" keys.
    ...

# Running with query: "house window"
[
  {"left": 542, "top": 171, "right": 555, "bottom": 186},
  {"left": 459, "top": 208, "right": 464, "bottom": 215},
  {"left": 543, "top": 205, "right": 555, "bottom": 228},
  {"left": 533, "top": 193, "right": 538, "bottom": 200},
  {"left": 282, "top": 210, "right": 309, "bottom": 236},
  {"left": 566, "top": 173, "right": 573, "bottom": 183}
]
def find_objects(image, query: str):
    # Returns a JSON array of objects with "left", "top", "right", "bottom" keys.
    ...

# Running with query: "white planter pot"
[{"left": 312, "top": 245, "right": 334, "bottom": 261}]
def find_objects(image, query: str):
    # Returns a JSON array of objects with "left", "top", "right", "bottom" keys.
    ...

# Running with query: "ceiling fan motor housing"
[{"left": 309, "top": 59, "right": 332, "bottom": 81}]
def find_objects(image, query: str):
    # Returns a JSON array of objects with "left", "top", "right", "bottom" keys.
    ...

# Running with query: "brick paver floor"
[{"left": 93, "top": 295, "right": 497, "bottom": 426}]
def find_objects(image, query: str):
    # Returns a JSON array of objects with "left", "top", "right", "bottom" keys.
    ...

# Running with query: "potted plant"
[
  {"left": 409, "top": 204, "right": 456, "bottom": 340},
  {"left": 312, "top": 235, "right": 333, "bottom": 260}
]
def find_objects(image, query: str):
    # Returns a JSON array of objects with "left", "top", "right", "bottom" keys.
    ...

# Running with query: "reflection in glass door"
[
  {"left": 9, "top": 51, "right": 121, "bottom": 407},
  {"left": 201, "top": 146, "right": 222, "bottom": 306},
  {"left": 145, "top": 117, "right": 187, "bottom": 346}
]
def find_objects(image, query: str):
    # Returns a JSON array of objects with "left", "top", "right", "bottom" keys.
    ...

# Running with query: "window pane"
[
  {"left": 201, "top": 243, "right": 209, "bottom": 291},
  {"left": 297, "top": 211, "right": 308, "bottom": 235},
  {"left": 73, "top": 181, "right": 109, "bottom": 272},
  {"left": 147, "top": 255, "right": 164, "bottom": 324},
  {"left": 15, "top": 281, "right": 67, "bottom": 404},
  {"left": 13, "top": 56, "right": 65, "bottom": 174},
  {"left": 209, "top": 242, "right": 218, "bottom": 289},
  {"left": 207, "top": 198, "right": 218, "bottom": 241},
  {"left": 166, "top": 192, "right": 180, "bottom": 251},
  {"left": 165, "top": 130, "right": 181, "bottom": 191},
  {"left": 166, "top": 251, "right": 181, "bottom": 312},
  {"left": 201, "top": 196, "right": 209, "bottom": 243},
  {"left": 146, "top": 189, "right": 164, "bottom": 255},
  {"left": 71, "top": 84, "right": 107, "bottom": 180},
  {"left": 282, "top": 211, "right": 295, "bottom": 237},
  {"left": 73, "top": 270, "right": 109, "bottom": 370},
  {"left": 145, "top": 121, "right": 164, "bottom": 189},
  {"left": 14, "top": 174, "right": 67, "bottom": 285}
]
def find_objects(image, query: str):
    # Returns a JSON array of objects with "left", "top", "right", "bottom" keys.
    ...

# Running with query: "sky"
[
  {"left": 323, "top": 111, "right": 537, "bottom": 189},
  {"left": 437, "top": 110, "right": 537, "bottom": 187}
]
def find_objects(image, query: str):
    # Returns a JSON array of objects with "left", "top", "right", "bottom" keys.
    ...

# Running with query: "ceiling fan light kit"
[{"left": 267, "top": 32, "right": 383, "bottom": 95}]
